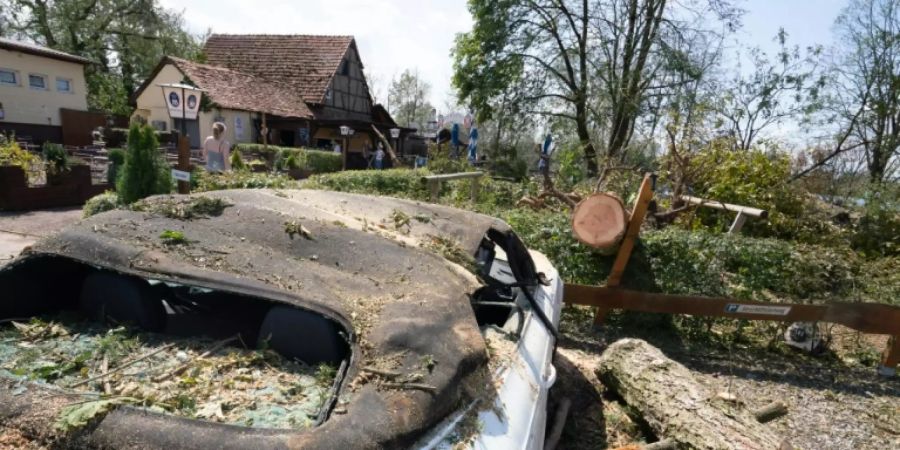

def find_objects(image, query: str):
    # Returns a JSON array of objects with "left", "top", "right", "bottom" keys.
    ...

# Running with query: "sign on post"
[
  {"left": 161, "top": 84, "right": 201, "bottom": 120},
  {"left": 172, "top": 169, "right": 191, "bottom": 182}
]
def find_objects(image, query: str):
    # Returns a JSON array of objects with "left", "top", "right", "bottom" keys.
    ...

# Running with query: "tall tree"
[
  {"left": 388, "top": 69, "right": 435, "bottom": 129},
  {"left": 717, "top": 29, "right": 824, "bottom": 152},
  {"left": 831, "top": 0, "right": 900, "bottom": 181},
  {"left": 453, "top": 0, "right": 739, "bottom": 177},
  {"left": 1, "top": 0, "right": 203, "bottom": 114}
]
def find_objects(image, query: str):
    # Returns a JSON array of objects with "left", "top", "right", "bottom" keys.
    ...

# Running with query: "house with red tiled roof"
[{"left": 133, "top": 34, "right": 407, "bottom": 161}]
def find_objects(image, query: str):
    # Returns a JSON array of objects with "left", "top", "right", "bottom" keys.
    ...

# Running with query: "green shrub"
[
  {"left": 107, "top": 148, "right": 126, "bottom": 184},
  {"left": 117, "top": 124, "right": 172, "bottom": 204},
  {"left": 42, "top": 142, "right": 69, "bottom": 176},
  {"left": 308, "top": 169, "right": 432, "bottom": 200},
  {"left": 0, "top": 139, "right": 36, "bottom": 171},
  {"left": 686, "top": 143, "right": 816, "bottom": 241},
  {"left": 284, "top": 153, "right": 302, "bottom": 170},
  {"left": 192, "top": 169, "right": 298, "bottom": 192},
  {"left": 230, "top": 149, "right": 246, "bottom": 171},
  {"left": 427, "top": 143, "right": 475, "bottom": 174},
  {"left": 850, "top": 186, "right": 900, "bottom": 258},
  {"left": 83, "top": 191, "right": 120, "bottom": 218},
  {"left": 305, "top": 150, "right": 342, "bottom": 174}
]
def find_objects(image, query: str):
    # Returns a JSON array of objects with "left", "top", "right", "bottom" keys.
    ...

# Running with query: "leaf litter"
[{"left": 0, "top": 315, "right": 336, "bottom": 432}]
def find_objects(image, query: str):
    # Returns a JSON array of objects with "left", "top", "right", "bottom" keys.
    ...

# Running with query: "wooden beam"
[
  {"left": 566, "top": 284, "right": 900, "bottom": 336},
  {"left": 728, "top": 211, "right": 748, "bottom": 234},
  {"left": 680, "top": 195, "right": 768, "bottom": 219},
  {"left": 606, "top": 174, "right": 654, "bottom": 288}
]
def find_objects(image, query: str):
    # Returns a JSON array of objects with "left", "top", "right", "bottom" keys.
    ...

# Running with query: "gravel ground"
[{"left": 550, "top": 311, "right": 900, "bottom": 450}]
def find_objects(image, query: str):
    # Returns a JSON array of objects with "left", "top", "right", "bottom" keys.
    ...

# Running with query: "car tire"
[
  {"left": 79, "top": 272, "right": 166, "bottom": 332},
  {"left": 258, "top": 306, "right": 344, "bottom": 366}
]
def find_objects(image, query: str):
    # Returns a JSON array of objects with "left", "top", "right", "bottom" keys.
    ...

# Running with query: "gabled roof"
[
  {"left": 0, "top": 37, "right": 91, "bottom": 65},
  {"left": 203, "top": 34, "right": 354, "bottom": 105},
  {"left": 135, "top": 57, "right": 312, "bottom": 119}
]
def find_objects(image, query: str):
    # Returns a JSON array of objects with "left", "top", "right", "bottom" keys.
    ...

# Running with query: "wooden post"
[
  {"left": 429, "top": 180, "right": 440, "bottom": 202},
  {"left": 595, "top": 174, "right": 654, "bottom": 325},
  {"left": 261, "top": 112, "right": 268, "bottom": 152},
  {"left": 728, "top": 211, "right": 748, "bottom": 234},
  {"left": 470, "top": 175, "right": 480, "bottom": 203},
  {"left": 177, "top": 134, "right": 190, "bottom": 195},
  {"left": 880, "top": 335, "right": 899, "bottom": 376}
]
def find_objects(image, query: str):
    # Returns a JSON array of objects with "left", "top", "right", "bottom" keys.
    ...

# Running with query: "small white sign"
[
  {"left": 724, "top": 303, "right": 791, "bottom": 316},
  {"left": 171, "top": 169, "right": 191, "bottom": 182}
]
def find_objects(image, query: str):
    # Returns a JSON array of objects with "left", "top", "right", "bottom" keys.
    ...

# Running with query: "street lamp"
[
  {"left": 339, "top": 125, "right": 354, "bottom": 170},
  {"left": 159, "top": 83, "right": 204, "bottom": 194},
  {"left": 390, "top": 127, "right": 400, "bottom": 156}
]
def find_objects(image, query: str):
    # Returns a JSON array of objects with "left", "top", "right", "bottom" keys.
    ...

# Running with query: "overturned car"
[{"left": 0, "top": 189, "right": 562, "bottom": 449}]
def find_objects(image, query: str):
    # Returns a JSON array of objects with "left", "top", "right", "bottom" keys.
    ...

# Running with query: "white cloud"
[{"left": 161, "top": 0, "right": 473, "bottom": 110}]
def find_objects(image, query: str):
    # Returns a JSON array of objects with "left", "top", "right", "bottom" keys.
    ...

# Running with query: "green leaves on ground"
[{"left": 55, "top": 398, "right": 134, "bottom": 433}]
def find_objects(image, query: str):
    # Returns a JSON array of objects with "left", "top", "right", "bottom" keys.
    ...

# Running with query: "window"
[
  {"left": 340, "top": 60, "right": 350, "bottom": 76},
  {"left": 56, "top": 78, "right": 72, "bottom": 93},
  {"left": 0, "top": 69, "right": 17, "bottom": 86},
  {"left": 29, "top": 74, "right": 47, "bottom": 90}
]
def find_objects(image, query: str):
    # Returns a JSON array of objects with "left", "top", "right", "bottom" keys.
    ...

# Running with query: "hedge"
[{"left": 233, "top": 144, "right": 342, "bottom": 174}]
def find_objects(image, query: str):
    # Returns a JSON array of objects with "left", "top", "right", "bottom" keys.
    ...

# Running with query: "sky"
[{"left": 164, "top": 0, "right": 850, "bottom": 116}]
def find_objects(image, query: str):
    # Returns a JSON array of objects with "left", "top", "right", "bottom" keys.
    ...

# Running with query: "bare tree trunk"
[{"left": 597, "top": 339, "right": 788, "bottom": 450}]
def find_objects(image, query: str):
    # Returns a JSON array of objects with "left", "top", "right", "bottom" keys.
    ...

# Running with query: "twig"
[
  {"left": 361, "top": 367, "right": 402, "bottom": 378},
  {"left": 753, "top": 401, "right": 788, "bottom": 424},
  {"left": 0, "top": 318, "right": 31, "bottom": 326},
  {"left": 382, "top": 382, "right": 437, "bottom": 392},
  {"left": 68, "top": 343, "right": 176, "bottom": 388},
  {"left": 100, "top": 356, "right": 112, "bottom": 395},
  {"left": 151, "top": 335, "right": 238, "bottom": 382}
]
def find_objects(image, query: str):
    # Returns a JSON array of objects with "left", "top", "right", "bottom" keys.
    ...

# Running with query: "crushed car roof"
[{"left": 0, "top": 189, "right": 512, "bottom": 449}]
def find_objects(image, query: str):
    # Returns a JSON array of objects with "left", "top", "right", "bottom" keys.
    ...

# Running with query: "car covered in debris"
[{"left": 0, "top": 189, "right": 562, "bottom": 449}]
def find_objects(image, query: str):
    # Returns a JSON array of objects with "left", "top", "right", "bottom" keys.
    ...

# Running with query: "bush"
[
  {"left": 307, "top": 169, "right": 432, "bottom": 200},
  {"left": 305, "top": 150, "right": 342, "bottom": 174},
  {"left": 0, "top": 139, "right": 36, "bottom": 171},
  {"left": 851, "top": 186, "right": 900, "bottom": 258},
  {"left": 230, "top": 149, "right": 246, "bottom": 171},
  {"left": 685, "top": 143, "right": 816, "bottom": 241},
  {"left": 192, "top": 169, "right": 298, "bottom": 192},
  {"left": 83, "top": 191, "right": 120, "bottom": 218},
  {"left": 117, "top": 124, "right": 172, "bottom": 204},
  {"left": 107, "top": 148, "right": 126, "bottom": 185},
  {"left": 234, "top": 144, "right": 341, "bottom": 174},
  {"left": 42, "top": 142, "right": 69, "bottom": 176}
]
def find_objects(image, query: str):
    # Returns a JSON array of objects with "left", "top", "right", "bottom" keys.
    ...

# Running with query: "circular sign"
[
  {"left": 168, "top": 92, "right": 180, "bottom": 107},
  {"left": 187, "top": 94, "right": 197, "bottom": 109}
]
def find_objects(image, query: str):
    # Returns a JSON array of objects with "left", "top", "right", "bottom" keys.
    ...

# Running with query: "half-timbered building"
[{"left": 133, "top": 34, "right": 407, "bottom": 161}]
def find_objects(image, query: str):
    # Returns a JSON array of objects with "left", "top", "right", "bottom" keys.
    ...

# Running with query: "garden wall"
[{"left": 0, "top": 165, "right": 109, "bottom": 211}]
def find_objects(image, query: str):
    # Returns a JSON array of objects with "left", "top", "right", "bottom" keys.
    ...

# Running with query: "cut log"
[
  {"left": 597, "top": 339, "right": 787, "bottom": 450},
  {"left": 571, "top": 193, "right": 628, "bottom": 252}
]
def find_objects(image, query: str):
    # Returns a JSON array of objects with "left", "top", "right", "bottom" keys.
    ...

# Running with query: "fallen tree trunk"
[{"left": 597, "top": 339, "right": 788, "bottom": 450}]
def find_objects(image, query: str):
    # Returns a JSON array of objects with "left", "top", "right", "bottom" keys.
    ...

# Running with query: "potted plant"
[
  {"left": 42, "top": 142, "right": 70, "bottom": 185},
  {"left": 285, "top": 153, "right": 311, "bottom": 179}
]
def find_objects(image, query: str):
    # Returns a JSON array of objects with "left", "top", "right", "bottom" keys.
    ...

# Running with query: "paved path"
[{"left": 0, "top": 207, "right": 82, "bottom": 264}]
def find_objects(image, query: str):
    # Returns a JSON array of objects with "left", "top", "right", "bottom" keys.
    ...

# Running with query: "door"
[{"left": 172, "top": 119, "right": 201, "bottom": 148}]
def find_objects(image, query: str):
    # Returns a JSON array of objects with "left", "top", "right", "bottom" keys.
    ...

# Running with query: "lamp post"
[
  {"left": 389, "top": 127, "right": 400, "bottom": 157},
  {"left": 339, "top": 125, "right": 352, "bottom": 170},
  {"left": 159, "top": 83, "right": 203, "bottom": 194}
]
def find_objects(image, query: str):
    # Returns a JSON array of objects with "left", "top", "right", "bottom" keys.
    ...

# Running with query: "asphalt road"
[{"left": 0, "top": 207, "right": 82, "bottom": 265}]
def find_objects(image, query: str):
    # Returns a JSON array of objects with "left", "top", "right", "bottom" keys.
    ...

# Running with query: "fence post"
[
  {"left": 470, "top": 175, "right": 480, "bottom": 203},
  {"left": 728, "top": 211, "right": 748, "bottom": 234},
  {"left": 429, "top": 180, "right": 440, "bottom": 202}
]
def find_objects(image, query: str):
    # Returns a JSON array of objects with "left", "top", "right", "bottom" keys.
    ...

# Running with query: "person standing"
[
  {"left": 203, "top": 122, "right": 231, "bottom": 173},
  {"left": 374, "top": 143, "right": 385, "bottom": 170}
]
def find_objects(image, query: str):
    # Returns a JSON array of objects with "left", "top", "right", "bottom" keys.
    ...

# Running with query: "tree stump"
[
  {"left": 597, "top": 339, "right": 788, "bottom": 450},
  {"left": 571, "top": 193, "right": 627, "bottom": 253}
]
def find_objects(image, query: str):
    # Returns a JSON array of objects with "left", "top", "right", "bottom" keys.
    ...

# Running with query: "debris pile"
[{"left": 0, "top": 315, "right": 335, "bottom": 431}]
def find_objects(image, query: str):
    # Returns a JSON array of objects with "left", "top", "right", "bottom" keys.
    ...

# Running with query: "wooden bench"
[
  {"left": 422, "top": 171, "right": 484, "bottom": 202},
  {"left": 679, "top": 195, "right": 768, "bottom": 234}
]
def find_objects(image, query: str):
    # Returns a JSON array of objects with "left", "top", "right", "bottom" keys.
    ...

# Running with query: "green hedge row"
[{"left": 233, "top": 144, "right": 342, "bottom": 174}]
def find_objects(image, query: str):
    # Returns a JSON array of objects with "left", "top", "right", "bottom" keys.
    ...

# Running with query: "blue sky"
[{"left": 164, "top": 0, "right": 850, "bottom": 113}]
